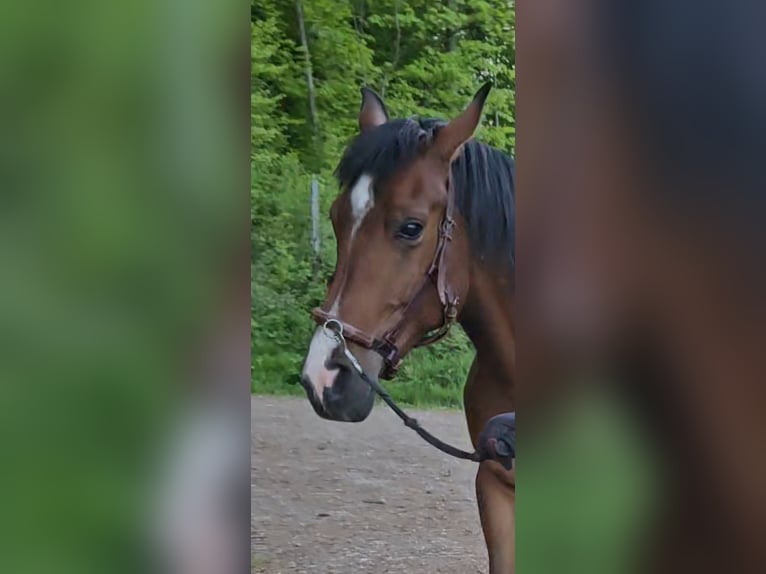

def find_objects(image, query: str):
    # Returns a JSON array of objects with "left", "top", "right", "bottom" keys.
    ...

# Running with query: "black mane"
[{"left": 335, "top": 118, "right": 515, "bottom": 270}]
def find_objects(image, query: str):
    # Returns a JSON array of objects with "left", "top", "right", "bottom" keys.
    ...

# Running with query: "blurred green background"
[
  {"left": 1, "top": 0, "right": 245, "bottom": 572},
  {"left": 250, "top": 0, "right": 515, "bottom": 407}
]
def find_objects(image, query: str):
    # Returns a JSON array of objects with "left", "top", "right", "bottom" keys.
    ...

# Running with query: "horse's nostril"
[
  {"left": 325, "top": 351, "right": 353, "bottom": 373},
  {"left": 330, "top": 341, "right": 347, "bottom": 359}
]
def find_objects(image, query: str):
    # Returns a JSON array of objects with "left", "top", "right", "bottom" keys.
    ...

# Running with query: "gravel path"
[{"left": 251, "top": 395, "right": 486, "bottom": 573}]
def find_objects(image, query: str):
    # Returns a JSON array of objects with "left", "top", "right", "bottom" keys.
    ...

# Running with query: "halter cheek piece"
[{"left": 311, "top": 174, "right": 459, "bottom": 379}]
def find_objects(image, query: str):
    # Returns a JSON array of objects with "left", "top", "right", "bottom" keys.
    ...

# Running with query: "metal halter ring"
[
  {"left": 322, "top": 319, "right": 344, "bottom": 343},
  {"left": 321, "top": 318, "right": 366, "bottom": 375}
]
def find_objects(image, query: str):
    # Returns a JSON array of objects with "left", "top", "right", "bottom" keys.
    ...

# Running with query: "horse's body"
[
  {"left": 458, "top": 256, "right": 516, "bottom": 572},
  {"left": 433, "top": 133, "right": 516, "bottom": 571},
  {"left": 300, "top": 87, "right": 515, "bottom": 573}
]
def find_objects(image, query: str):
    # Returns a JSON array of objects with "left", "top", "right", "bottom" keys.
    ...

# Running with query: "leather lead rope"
[
  {"left": 323, "top": 319, "right": 481, "bottom": 463},
  {"left": 361, "top": 371, "right": 481, "bottom": 461}
]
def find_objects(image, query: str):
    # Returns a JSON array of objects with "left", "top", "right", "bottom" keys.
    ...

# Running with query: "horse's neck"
[{"left": 459, "top": 262, "right": 515, "bottom": 382}]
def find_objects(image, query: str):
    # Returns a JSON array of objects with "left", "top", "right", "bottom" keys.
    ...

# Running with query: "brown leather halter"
[{"left": 311, "top": 173, "right": 460, "bottom": 379}]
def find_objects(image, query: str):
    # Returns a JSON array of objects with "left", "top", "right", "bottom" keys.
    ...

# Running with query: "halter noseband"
[{"left": 311, "top": 173, "right": 459, "bottom": 379}]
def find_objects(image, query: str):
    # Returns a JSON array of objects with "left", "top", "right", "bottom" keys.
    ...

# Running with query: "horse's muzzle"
[{"left": 300, "top": 358, "right": 375, "bottom": 422}]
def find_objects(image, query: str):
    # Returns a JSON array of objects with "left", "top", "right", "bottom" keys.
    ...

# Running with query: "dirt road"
[{"left": 252, "top": 396, "right": 486, "bottom": 573}]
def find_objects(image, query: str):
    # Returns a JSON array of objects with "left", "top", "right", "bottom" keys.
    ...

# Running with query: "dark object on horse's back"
[{"left": 477, "top": 412, "right": 515, "bottom": 470}]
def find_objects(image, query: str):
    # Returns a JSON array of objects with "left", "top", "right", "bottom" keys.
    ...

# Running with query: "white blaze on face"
[
  {"left": 349, "top": 174, "right": 374, "bottom": 240},
  {"left": 302, "top": 174, "right": 374, "bottom": 403}
]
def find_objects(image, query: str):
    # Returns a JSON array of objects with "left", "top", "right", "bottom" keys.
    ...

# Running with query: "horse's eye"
[{"left": 397, "top": 220, "right": 424, "bottom": 241}]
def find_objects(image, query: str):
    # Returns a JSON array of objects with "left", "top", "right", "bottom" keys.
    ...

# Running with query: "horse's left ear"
[
  {"left": 359, "top": 87, "right": 389, "bottom": 132},
  {"left": 432, "top": 83, "right": 492, "bottom": 163}
]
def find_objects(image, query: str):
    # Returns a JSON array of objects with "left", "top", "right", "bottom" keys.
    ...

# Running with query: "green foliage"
[{"left": 252, "top": 0, "right": 515, "bottom": 406}]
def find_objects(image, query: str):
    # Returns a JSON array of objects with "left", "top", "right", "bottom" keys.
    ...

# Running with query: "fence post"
[{"left": 310, "top": 177, "right": 320, "bottom": 267}]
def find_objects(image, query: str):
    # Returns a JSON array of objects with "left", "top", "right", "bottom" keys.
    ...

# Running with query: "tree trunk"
[
  {"left": 295, "top": 0, "right": 319, "bottom": 148},
  {"left": 381, "top": 0, "right": 401, "bottom": 99},
  {"left": 448, "top": 0, "right": 458, "bottom": 52},
  {"left": 352, "top": 2, "right": 368, "bottom": 85}
]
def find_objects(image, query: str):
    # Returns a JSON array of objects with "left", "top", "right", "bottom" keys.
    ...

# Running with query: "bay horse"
[{"left": 300, "top": 85, "right": 515, "bottom": 573}]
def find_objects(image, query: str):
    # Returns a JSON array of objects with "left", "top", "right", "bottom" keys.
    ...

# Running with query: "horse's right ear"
[
  {"left": 359, "top": 87, "right": 389, "bottom": 132},
  {"left": 431, "top": 83, "right": 492, "bottom": 163}
]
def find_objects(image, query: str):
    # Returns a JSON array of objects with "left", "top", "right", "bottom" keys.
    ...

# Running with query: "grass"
[
  {"left": 251, "top": 373, "right": 467, "bottom": 409},
  {"left": 251, "top": 327, "right": 474, "bottom": 409}
]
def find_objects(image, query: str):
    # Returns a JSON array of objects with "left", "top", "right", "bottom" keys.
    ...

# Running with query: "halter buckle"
[{"left": 440, "top": 217, "right": 455, "bottom": 240}]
